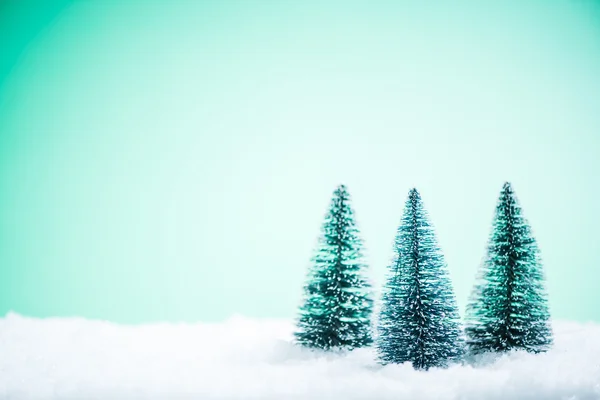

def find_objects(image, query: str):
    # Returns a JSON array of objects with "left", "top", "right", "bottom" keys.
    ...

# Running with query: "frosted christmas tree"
[
  {"left": 465, "top": 182, "right": 553, "bottom": 355},
  {"left": 377, "top": 188, "right": 464, "bottom": 369},
  {"left": 294, "top": 185, "right": 374, "bottom": 350}
]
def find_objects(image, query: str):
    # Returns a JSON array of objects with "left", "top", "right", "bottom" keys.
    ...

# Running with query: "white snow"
[{"left": 0, "top": 312, "right": 598, "bottom": 400}]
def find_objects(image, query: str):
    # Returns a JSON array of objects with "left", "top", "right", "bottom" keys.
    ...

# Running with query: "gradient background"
[{"left": 0, "top": 0, "right": 599, "bottom": 324}]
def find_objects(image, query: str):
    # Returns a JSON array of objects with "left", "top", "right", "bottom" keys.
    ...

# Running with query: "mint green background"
[{"left": 0, "top": 1, "right": 599, "bottom": 323}]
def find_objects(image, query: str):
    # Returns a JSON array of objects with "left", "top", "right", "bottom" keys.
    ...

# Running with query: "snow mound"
[{"left": 0, "top": 313, "right": 598, "bottom": 400}]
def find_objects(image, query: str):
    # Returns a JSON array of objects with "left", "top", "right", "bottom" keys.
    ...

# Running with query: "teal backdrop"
[{"left": 0, "top": 1, "right": 599, "bottom": 323}]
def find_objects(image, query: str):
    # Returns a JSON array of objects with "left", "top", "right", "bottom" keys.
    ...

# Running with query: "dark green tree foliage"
[
  {"left": 294, "top": 185, "right": 374, "bottom": 350},
  {"left": 377, "top": 189, "right": 464, "bottom": 370},
  {"left": 466, "top": 182, "right": 552, "bottom": 355}
]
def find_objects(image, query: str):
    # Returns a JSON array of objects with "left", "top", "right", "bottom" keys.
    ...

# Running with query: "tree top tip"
[
  {"left": 334, "top": 184, "right": 349, "bottom": 196},
  {"left": 408, "top": 188, "right": 421, "bottom": 199}
]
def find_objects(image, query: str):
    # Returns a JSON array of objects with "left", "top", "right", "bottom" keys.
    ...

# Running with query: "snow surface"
[{"left": 0, "top": 313, "right": 598, "bottom": 400}]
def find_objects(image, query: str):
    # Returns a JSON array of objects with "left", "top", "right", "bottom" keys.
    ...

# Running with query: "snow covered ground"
[{"left": 0, "top": 313, "right": 598, "bottom": 400}]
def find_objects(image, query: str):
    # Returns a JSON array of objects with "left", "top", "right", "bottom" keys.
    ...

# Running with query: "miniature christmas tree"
[
  {"left": 465, "top": 182, "right": 552, "bottom": 355},
  {"left": 294, "top": 185, "right": 374, "bottom": 350},
  {"left": 377, "top": 188, "right": 464, "bottom": 369}
]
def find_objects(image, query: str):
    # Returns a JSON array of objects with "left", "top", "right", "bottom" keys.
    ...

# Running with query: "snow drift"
[{"left": 0, "top": 313, "right": 598, "bottom": 400}]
